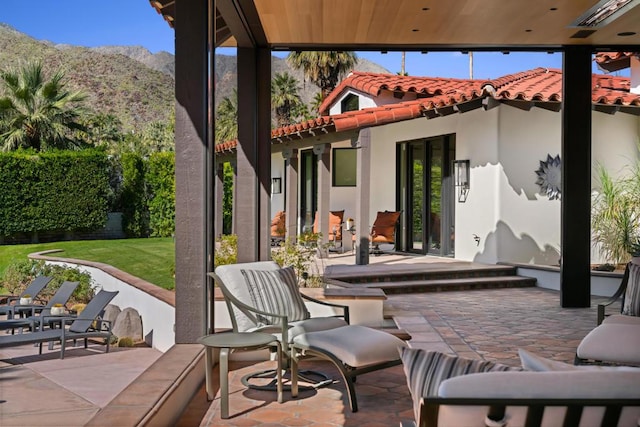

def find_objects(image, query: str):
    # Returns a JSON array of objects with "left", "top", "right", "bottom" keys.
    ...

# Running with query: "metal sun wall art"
[{"left": 535, "top": 154, "right": 562, "bottom": 200}]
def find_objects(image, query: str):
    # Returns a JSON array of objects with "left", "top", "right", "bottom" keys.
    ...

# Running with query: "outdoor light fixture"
[
  {"left": 571, "top": 0, "right": 640, "bottom": 28},
  {"left": 312, "top": 144, "right": 328, "bottom": 155},
  {"left": 453, "top": 160, "right": 470, "bottom": 202},
  {"left": 271, "top": 177, "right": 282, "bottom": 194},
  {"left": 281, "top": 147, "right": 293, "bottom": 159}
]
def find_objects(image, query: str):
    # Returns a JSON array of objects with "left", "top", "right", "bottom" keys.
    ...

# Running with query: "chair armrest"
[
  {"left": 597, "top": 264, "right": 630, "bottom": 325},
  {"left": 301, "top": 293, "right": 350, "bottom": 324}
]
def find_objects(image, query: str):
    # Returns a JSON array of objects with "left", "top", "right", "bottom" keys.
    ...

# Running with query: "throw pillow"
[
  {"left": 519, "top": 348, "right": 640, "bottom": 372},
  {"left": 241, "top": 266, "right": 309, "bottom": 326},
  {"left": 622, "top": 263, "right": 640, "bottom": 316},
  {"left": 399, "top": 347, "right": 521, "bottom": 423}
]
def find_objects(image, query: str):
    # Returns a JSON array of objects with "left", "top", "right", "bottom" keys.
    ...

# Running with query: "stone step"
[{"left": 361, "top": 275, "right": 537, "bottom": 294}]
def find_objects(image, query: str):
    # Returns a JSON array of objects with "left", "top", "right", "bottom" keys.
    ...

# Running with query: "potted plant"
[
  {"left": 51, "top": 303, "right": 65, "bottom": 316},
  {"left": 19, "top": 294, "right": 32, "bottom": 305},
  {"left": 627, "top": 238, "right": 640, "bottom": 265}
]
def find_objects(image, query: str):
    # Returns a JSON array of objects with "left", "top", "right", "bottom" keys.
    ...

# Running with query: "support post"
[
  {"left": 561, "top": 46, "right": 592, "bottom": 308},
  {"left": 285, "top": 149, "right": 299, "bottom": 243},
  {"left": 356, "top": 129, "right": 371, "bottom": 265},
  {"left": 316, "top": 144, "right": 331, "bottom": 258},
  {"left": 215, "top": 160, "right": 225, "bottom": 238}
]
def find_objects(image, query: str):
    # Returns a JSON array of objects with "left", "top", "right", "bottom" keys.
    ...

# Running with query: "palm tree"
[
  {"left": 0, "top": 61, "right": 87, "bottom": 151},
  {"left": 271, "top": 72, "right": 304, "bottom": 128},
  {"left": 215, "top": 89, "right": 238, "bottom": 143},
  {"left": 286, "top": 51, "right": 357, "bottom": 101}
]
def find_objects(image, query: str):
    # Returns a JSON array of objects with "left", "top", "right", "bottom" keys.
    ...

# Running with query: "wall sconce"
[
  {"left": 271, "top": 177, "right": 282, "bottom": 194},
  {"left": 453, "top": 160, "right": 470, "bottom": 202},
  {"left": 312, "top": 144, "right": 328, "bottom": 155}
]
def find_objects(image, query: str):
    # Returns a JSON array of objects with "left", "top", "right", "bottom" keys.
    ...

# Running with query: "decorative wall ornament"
[{"left": 535, "top": 154, "right": 562, "bottom": 200}]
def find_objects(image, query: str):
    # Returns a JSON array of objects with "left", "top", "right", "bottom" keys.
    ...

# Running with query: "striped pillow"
[
  {"left": 622, "top": 263, "right": 640, "bottom": 316},
  {"left": 241, "top": 266, "right": 310, "bottom": 326},
  {"left": 399, "top": 348, "right": 522, "bottom": 423}
]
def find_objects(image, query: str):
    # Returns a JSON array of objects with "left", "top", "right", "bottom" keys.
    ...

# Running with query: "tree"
[
  {"left": 286, "top": 51, "right": 357, "bottom": 101},
  {"left": 0, "top": 61, "right": 88, "bottom": 151},
  {"left": 271, "top": 72, "right": 304, "bottom": 128},
  {"left": 215, "top": 89, "right": 238, "bottom": 143}
]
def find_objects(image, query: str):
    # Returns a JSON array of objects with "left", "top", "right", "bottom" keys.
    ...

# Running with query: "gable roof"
[{"left": 218, "top": 68, "right": 640, "bottom": 153}]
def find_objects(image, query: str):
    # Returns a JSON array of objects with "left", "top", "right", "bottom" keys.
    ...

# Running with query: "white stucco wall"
[{"left": 328, "top": 89, "right": 419, "bottom": 116}]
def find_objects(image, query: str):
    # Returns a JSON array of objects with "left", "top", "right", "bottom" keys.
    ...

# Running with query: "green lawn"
[{"left": 0, "top": 238, "right": 175, "bottom": 290}]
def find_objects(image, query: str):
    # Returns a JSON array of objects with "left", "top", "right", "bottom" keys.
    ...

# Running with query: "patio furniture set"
[
  {"left": 270, "top": 209, "right": 401, "bottom": 254},
  {"left": 0, "top": 276, "right": 117, "bottom": 359},
  {"left": 206, "top": 259, "right": 640, "bottom": 426}
]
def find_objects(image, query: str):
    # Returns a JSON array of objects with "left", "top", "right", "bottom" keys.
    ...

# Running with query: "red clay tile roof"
[
  {"left": 594, "top": 52, "right": 636, "bottom": 72},
  {"left": 216, "top": 69, "right": 640, "bottom": 153},
  {"left": 319, "top": 71, "right": 485, "bottom": 115}
]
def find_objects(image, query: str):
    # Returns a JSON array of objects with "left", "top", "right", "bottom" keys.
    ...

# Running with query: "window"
[
  {"left": 341, "top": 94, "right": 359, "bottom": 113},
  {"left": 333, "top": 148, "right": 357, "bottom": 187}
]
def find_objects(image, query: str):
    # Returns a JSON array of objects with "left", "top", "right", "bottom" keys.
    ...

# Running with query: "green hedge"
[
  {"left": 0, "top": 150, "right": 110, "bottom": 236},
  {"left": 147, "top": 152, "right": 175, "bottom": 237},
  {"left": 120, "top": 152, "right": 149, "bottom": 237}
]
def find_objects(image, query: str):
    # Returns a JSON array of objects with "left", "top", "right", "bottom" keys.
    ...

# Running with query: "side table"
[{"left": 198, "top": 332, "right": 283, "bottom": 419}]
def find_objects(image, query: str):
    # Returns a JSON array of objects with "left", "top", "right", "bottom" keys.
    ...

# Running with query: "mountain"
[
  {"left": 0, "top": 24, "right": 174, "bottom": 132},
  {"left": 0, "top": 23, "right": 390, "bottom": 133}
]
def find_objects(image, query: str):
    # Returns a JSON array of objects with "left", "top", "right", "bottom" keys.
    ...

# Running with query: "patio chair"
[
  {"left": 313, "top": 210, "right": 345, "bottom": 251},
  {"left": 210, "top": 262, "right": 349, "bottom": 386},
  {"left": 370, "top": 210, "right": 401, "bottom": 255},
  {"left": 0, "top": 276, "right": 53, "bottom": 318},
  {"left": 0, "top": 289, "right": 118, "bottom": 359},
  {"left": 270, "top": 210, "right": 286, "bottom": 246},
  {"left": 211, "top": 261, "right": 408, "bottom": 412},
  {"left": 0, "top": 281, "right": 80, "bottom": 332}
]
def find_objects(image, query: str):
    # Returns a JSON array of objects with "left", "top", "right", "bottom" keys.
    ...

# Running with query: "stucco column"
[
  {"left": 173, "top": 0, "right": 209, "bottom": 342},
  {"left": 231, "top": 159, "right": 237, "bottom": 235},
  {"left": 316, "top": 144, "right": 331, "bottom": 257},
  {"left": 561, "top": 46, "right": 592, "bottom": 308},
  {"left": 356, "top": 129, "right": 371, "bottom": 265},
  {"left": 235, "top": 47, "right": 271, "bottom": 262},
  {"left": 214, "top": 160, "right": 224, "bottom": 238},
  {"left": 285, "top": 149, "right": 299, "bottom": 243}
]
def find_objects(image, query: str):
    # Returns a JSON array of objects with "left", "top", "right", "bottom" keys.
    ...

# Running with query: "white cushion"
[
  {"left": 288, "top": 316, "right": 348, "bottom": 341},
  {"left": 519, "top": 348, "right": 640, "bottom": 372},
  {"left": 576, "top": 323, "right": 640, "bottom": 365},
  {"left": 293, "top": 325, "right": 405, "bottom": 368},
  {"left": 215, "top": 261, "right": 281, "bottom": 332},
  {"left": 603, "top": 314, "right": 640, "bottom": 325}
]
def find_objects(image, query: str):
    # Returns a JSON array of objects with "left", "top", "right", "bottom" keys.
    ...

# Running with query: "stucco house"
[{"left": 216, "top": 54, "right": 640, "bottom": 267}]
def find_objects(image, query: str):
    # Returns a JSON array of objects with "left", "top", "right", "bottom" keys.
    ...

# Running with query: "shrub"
[
  {"left": 1, "top": 259, "right": 96, "bottom": 304},
  {"left": 214, "top": 234, "right": 237, "bottom": 268},
  {"left": 120, "top": 152, "right": 149, "bottom": 237},
  {"left": 117, "top": 337, "right": 134, "bottom": 347},
  {"left": 270, "top": 238, "right": 324, "bottom": 287},
  {"left": 147, "top": 152, "right": 175, "bottom": 237}
]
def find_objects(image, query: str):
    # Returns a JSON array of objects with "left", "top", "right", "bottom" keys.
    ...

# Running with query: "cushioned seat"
[
  {"left": 603, "top": 314, "right": 640, "bottom": 325},
  {"left": 291, "top": 325, "right": 407, "bottom": 412},
  {"left": 576, "top": 323, "right": 640, "bottom": 366}
]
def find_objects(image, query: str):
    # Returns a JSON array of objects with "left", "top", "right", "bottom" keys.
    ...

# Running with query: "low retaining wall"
[
  {"left": 29, "top": 250, "right": 175, "bottom": 352},
  {"left": 503, "top": 262, "right": 624, "bottom": 297}
]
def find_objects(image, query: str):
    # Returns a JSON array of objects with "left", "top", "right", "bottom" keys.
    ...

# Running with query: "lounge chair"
[
  {"left": 313, "top": 210, "right": 345, "bottom": 251},
  {"left": 370, "top": 210, "right": 401, "bottom": 255},
  {"left": 0, "top": 276, "right": 53, "bottom": 318},
  {"left": 0, "top": 289, "right": 118, "bottom": 359},
  {"left": 270, "top": 210, "right": 286, "bottom": 246},
  {"left": 210, "top": 261, "right": 407, "bottom": 412},
  {"left": 0, "top": 281, "right": 80, "bottom": 332}
]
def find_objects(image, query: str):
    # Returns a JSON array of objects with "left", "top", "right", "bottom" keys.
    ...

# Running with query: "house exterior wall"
[
  {"left": 270, "top": 104, "right": 639, "bottom": 265},
  {"left": 328, "top": 89, "right": 418, "bottom": 115}
]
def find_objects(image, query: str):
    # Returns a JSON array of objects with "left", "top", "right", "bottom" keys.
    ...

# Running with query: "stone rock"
[
  {"left": 103, "top": 304, "right": 121, "bottom": 328},
  {"left": 112, "top": 307, "right": 143, "bottom": 342}
]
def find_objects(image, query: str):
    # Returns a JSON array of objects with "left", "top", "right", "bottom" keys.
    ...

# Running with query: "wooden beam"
[{"left": 216, "top": 0, "right": 267, "bottom": 47}]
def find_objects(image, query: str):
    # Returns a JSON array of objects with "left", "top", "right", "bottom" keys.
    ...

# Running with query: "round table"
[{"left": 198, "top": 332, "right": 282, "bottom": 419}]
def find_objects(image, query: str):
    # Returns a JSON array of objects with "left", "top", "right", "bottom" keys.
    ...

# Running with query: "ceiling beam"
[{"left": 216, "top": 0, "right": 267, "bottom": 47}]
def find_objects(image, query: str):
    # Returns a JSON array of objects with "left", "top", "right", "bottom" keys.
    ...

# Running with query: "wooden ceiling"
[{"left": 152, "top": 0, "right": 640, "bottom": 49}]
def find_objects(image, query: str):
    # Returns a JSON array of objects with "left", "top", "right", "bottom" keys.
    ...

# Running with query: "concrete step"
[{"left": 362, "top": 275, "right": 537, "bottom": 294}]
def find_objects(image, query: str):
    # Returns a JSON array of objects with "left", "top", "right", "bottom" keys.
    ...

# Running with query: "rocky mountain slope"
[{"left": 0, "top": 23, "right": 390, "bottom": 131}]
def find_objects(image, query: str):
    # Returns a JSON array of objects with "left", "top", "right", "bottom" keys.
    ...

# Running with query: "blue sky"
[{"left": 0, "top": 1, "right": 626, "bottom": 80}]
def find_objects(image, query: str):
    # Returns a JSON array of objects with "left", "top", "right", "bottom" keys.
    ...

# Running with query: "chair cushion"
[
  {"left": 622, "top": 263, "right": 640, "bottom": 316},
  {"left": 576, "top": 323, "right": 640, "bottom": 365},
  {"left": 293, "top": 325, "right": 405, "bottom": 367},
  {"left": 519, "top": 348, "right": 640, "bottom": 372},
  {"left": 288, "top": 316, "right": 348, "bottom": 342},
  {"left": 313, "top": 210, "right": 344, "bottom": 241},
  {"left": 371, "top": 211, "right": 400, "bottom": 242},
  {"left": 241, "top": 266, "right": 310, "bottom": 326},
  {"left": 399, "top": 348, "right": 521, "bottom": 423},
  {"left": 271, "top": 211, "right": 286, "bottom": 238},
  {"left": 603, "top": 314, "right": 640, "bottom": 325},
  {"left": 215, "top": 261, "right": 282, "bottom": 332}
]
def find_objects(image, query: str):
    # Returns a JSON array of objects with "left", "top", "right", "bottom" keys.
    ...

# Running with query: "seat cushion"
[
  {"left": 215, "top": 261, "right": 282, "bottom": 332},
  {"left": 603, "top": 314, "right": 640, "bottom": 325},
  {"left": 241, "top": 266, "right": 310, "bottom": 326},
  {"left": 577, "top": 323, "right": 640, "bottom": 365},
  {"left": 399, "top": 348, "right": 521, "bottom": 423},
  {"left": 293, "top": 325, "right": 405, "bottom": 368},
  {"left": 519, "top": 348, "right": 640, "bottom": 372},
  {"left": 622, "top": 263, "right": 640, "bottom": 316},
  {"left": 288, "top": 316, "right": 348, "bottom": 342}
]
